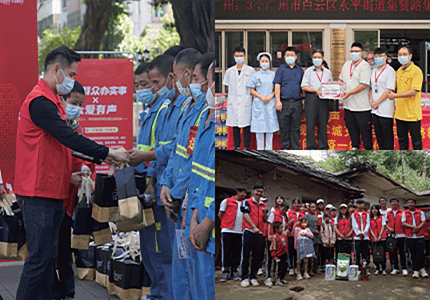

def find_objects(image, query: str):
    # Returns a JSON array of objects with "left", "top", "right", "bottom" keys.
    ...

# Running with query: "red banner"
[
  {"left": 74, "top": 59, "right": 134, "bottom": 173},
  {"left": 0, "top": 1, "right": 38, "bottom": 193}
]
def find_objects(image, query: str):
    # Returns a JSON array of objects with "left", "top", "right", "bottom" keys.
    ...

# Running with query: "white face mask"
[
  {"left": 176, "top": 70, "right": 191, "bottom": 97},
  {"left": 56, "top": 67, "right": 75, "bottom": 95},
  {"left": 206, "top": 82, "right": 215, "bottom": 109}
]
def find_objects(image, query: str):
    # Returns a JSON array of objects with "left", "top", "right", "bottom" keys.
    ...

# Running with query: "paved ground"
[{"left": 0, "top": 261, "right": 118, "bottom": 300}]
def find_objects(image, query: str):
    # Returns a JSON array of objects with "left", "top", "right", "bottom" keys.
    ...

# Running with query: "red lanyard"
[
  {"left": 374, "top": 65, "right": 387, "bottom": 84},
  {"left": 350, "top": 59, "right": 363, "bottom": 77},
  {"left": 314, "top": 68, "right": 324, "bottom": 82}
]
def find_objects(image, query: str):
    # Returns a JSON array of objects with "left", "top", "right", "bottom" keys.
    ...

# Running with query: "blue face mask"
[
  {"left": 398, "top": 55, "right": 409, "bottom": 65},
  {"left": 374, "top": 57, "right": 384, "bottom": 67},
  {"left": 350, "top": 52, "right": 360, "bottom": 61},
  {"left": 235, "top": 57, "right": 245, "bottom": 65},
  {"left": 157, "top": 76, "right": 175, "bottom": 100},
  {"left": 260, "top": 63, "right": 270, "bottom": 70},
  {"left": 65, "top": 104, "right": 83, "bottom": 121},
  {"left": 190, "top": 81, "right": 208, "bottom": 102},
  {"left": 313, "top": 58, "right": 322, "bottom": 67},
  {"left": 285, "top": 57, "right": 295, "bottom": 65},
  {"left": 136, "top": 87, "right": 155, "bottom": 104}
]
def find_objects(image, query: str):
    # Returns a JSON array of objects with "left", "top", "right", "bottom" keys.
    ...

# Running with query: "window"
[
  {"left": 225, "top": 31, "right": 244, "bottom": 69},
  {"left": 292, "top": 31, "right": 323, "bottom": 68},
  {"left": 354, "top": 31, "right": 378, "bottom": 60},
  {"left": 247, "top": 31, "right": 266, "bottom": 68},
  {"left": 270, "top": 32, "right": 288, "bottom": 68}
]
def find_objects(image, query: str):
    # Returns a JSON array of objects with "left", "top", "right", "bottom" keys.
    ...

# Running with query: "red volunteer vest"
[
  {"left": 220, "top": 196, "right": 240, "bottom": 229},
  {"left": 15, "top": 79, "right": 72, "bottom": 200},
  {"left": 270, "top": 210, "right": 287, "bottom": 236},
  {"left": 370, "top": 215, "right": 387, "bottom": 241},
  {"left": 287, "top": 209, "right": 305, "bottom": 237},
  {"left": 337, "top": 216, "right": 353, "bottom": 237},
  {"left": 404, "top": 209, "right": 425, "bottom": 238},
  {"left": 242, "top": 198, "right": 267, "bottom": 233},
  {"left": 386, "top": 209, "right": 405, "bottom": 235},
  {"left": 353, "top": 210, "right": 368, "bottom": 232}
]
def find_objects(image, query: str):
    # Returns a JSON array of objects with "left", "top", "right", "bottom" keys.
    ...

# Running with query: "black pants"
[
  {"left": 221, "top": 232, "right": 243, "bottom": 275},
  {"left": 312, "top": 243, "right": 321, "bottom": 271},
  {"left": 389, "top": 237, "right": 407, "bottom": 270},
  {"left": 277, "top": 252, "right": 288, "bottom": 280},
  {"left": 344, "top": 109, "right": 373, "bottom": 150},
  {"left": 406, "top": 238, "right": 425, "bottom": 271},
  {"left": 354, "top": 239, "right": 370, "bottom": 267},
  {"left": 372, "top": 114, "right": 394, "bottom": 150},
  {"left": 241, "top": 231, "right": 265, "bottom": 280},
  {"left": 337, "top": 239, "right": 353, "bottom": 262},
  {"left": 305, "top": 93, "right": 330, "bottom": 150},
  {"left": 277, "top": 100, "right": 303, "bottom": 150},
  {"left": 232, "top": 126, "right": 251, "bottom": 149},
  {"left": 396, "top": 119, "right": 422, "bottom": 150},
  {"left": 265, "top": 240, "right": 276, "bottom": 280},
  {"left": 288, "top": 236, "right": 297, "bottom": 269},
  {"left": 322, "top": 246, "right": 334, "bottom": 263}
]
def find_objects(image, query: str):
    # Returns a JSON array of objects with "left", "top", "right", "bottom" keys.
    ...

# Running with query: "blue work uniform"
[
  {"left": 135, "top": 95, "right": 171, "bottom": 300},
  {"left": 246, "top": 69, "right": 279, "bottom": 133},
  {"left": 159, "top": 100, "right": 209, "bottom": 300},
  {"left": 186, "top": 113, "right": 215, "bottom": 300}
]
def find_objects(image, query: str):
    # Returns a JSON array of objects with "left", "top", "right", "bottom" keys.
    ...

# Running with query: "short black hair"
[
  {"left": 378, "top": 197, "right": 387, "bottom": 203},
  {"left": 135, "top": 62, "right": 150, "bottom": 76},
  {"left": 399, "top": 45, "right": 412, "bottom": 54},
  {"left": 348, "top": 203, "right": 356, "bottom": 208},
  {"left": 195, "top": 52, "right": 214, "bottom": 79},
  {"left": 356, "top": 199, "right": 365, "bottom": 204},
  {"left": 281, "top": 201, "right": 289, "bottom": 209},
  {"left": 164, "top": 45, "right": 185, "bottom": 58},
  {"left": 389, "top": 197, "right": 400, "bottom": 203},
  {"left": 234, "top": 186, "right": 247, "bottom": 194},
  {"left": 285, "top": 46, "right": 297, "bottom": 54},
  {"left": 175, "top": 48, "right": 202, "bottom": 71},
  {"left": 273, "top": 221, "right": 283, "bottom": 231},
  {"left": 148, "top": 54, "right": 174, "bottom": 78},
  {"left": 292, "top": 197, "right": 301, "bottom": 205},
  {"left": 234, "top": 46, "right": 245, "bottom": 54},
  {"left": 45, "top": 46, "right": 81, "bottom": 71},
  {"left": 313, "top": 49, "right": 324, "bottom": 57},
  {"left": 323, "top": 212, "right": 330, "bottom": 218},
  {"left": 374, "top": 48, "right": 386, "bottom": 56},
  {"left": 62, "top": 80, "right": 85, "bottom": 100},
  {"left": 253, "top": 184, "right": 265, "bottom": 191},
  {"left": 351, "top": 42, "right": 363, "bottom": 50},
  {"left": 407, "top": 197, "right": 416, "bottom": 204}
]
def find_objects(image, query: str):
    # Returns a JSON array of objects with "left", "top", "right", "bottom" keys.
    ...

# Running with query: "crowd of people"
[
  {"left": 8, "top": 45, "right": 215, "bottom": 300},
  {"left": 218, "top": 184, "right": 429, "bottom": 287},
  {"left": 223, "top": 42, "right": 424, "bottom": 151}
]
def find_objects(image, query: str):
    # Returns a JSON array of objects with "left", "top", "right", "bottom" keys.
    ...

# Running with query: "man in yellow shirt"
[{"left": 388, "top": 46, "right": 423, "bottom": 150}]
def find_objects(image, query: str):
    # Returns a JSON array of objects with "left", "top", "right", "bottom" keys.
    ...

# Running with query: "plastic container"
[
  {"left": 325, "top": 264, "right": 336, "bottom": 280},
  {"left": 349, "top": 265, "right": 359, "bottom": 281}
]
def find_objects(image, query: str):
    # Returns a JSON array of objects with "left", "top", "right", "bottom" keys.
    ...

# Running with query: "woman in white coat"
[
  {"left": 246, "top": 52, "right": 279, "bottom": 150},
  {"left": 223, "top": 46, "right": 255, "bottom": 149}
]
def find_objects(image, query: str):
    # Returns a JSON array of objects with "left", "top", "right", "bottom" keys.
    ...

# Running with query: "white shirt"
[
  {"left": 380, "top": 208, "right": 392, "bottom": 224},
  {"left": 220, "top": 198, "right": 243, "bottom": 234},
  {"left": 390, "top": 209, "right": 405, "bottom": 238},
  {"left": 370, "top": 64, "right": 396, "bottom": 118},
  {"left": 401, "top": 210, "right": 425, "bottom": 239},
  {"left": 301, "top": 66, "right": 333, "bottom": 90},
  {"left": 351, "top": 211, "right": 371, "bottom": 240}
]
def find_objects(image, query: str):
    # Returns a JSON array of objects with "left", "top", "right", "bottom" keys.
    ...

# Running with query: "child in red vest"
[{"left": 270, "top": 221, "right": 289, "bottom": 286}]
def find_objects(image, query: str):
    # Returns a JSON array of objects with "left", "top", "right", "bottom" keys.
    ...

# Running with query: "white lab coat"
[{"left": 223, "top": 64, "right": 255, "bottom": 127}]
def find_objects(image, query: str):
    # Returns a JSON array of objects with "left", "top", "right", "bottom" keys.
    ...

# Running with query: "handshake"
[{"left": 104, "top": 148, "right": 154, "bottom": 167}]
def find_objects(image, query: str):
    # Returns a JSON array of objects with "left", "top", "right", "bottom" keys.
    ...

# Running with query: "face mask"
[
  {"left": 313, "top": 58, "right": 322, "bottom": 67},
  {"left": 387, "top": 59, "right": 392, "bottom": 63},
  {"left": 260, "top": 63, "right": 270, "bottom": 70},
  {"left": 56, "top": 68, "right": 75, "bottom": 95},
  {"left": 350, "top": 52, "right": 360, "bottom": 61},
  {"left": 398, "top": 55, "right": 409, "bottom": 65},
  {"left": 136, "top": 87, "right": 156, "bottom": 104},
  {"left": 65, "top": 104, "right": 83, "bottom": 121},
  {"left": 190, "top": 81, "right": 208, "bottom": 102},
  {"left": 157, "top": 76, "right": 175, "bottom": 100},
  {"left": 235, "top": 57, "right": 244, "bottom": 65},
  {"left": 176, "top": 70, "right": 191, "bottom": 97},
  {"left": 285, "top": 57, "right": 295, "bottom": 65},
  {"left": 206, "top": 82, "right": 216, "bottom": 109},
  {"left": 374, "top": 57, "right": 384, "bottom": 67}
]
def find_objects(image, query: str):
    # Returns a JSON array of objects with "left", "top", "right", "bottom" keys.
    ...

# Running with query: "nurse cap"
[{"left": 257, "top": 52, "right": 272, "bottom": 62}]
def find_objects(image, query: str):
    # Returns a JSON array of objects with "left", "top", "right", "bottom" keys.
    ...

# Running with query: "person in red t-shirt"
[{"left": 270, "top": 222, "right": 289, "bottom": 286}]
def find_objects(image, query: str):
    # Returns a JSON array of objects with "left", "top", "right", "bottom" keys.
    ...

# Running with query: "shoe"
[
  {"left": 220, "top": 273, "right": 229, "bottom": 282},
  {"left": 318, "top": 266, "right": 323, "bottom": 273},
  {"left": 257, "top": 268, "right": 263, "bottom": 276},
  {"left": 303, "top": 272, "right": 310, "bottom": 279},
  {"left": 402, "top": 270, "right": 408, "bottom": 276},
  {"left": 382, "top": 270, "right": 387, "bottom": 275},
  {"left": 241, "top": 279, "right": 250, "bottom": 287},
  {"left": 420, "top": 268, "right": 429, "bottom": 278},
  {"left": 264, "top": 278, "right": 273, "bottom": 286},
  {"left": 374, "top": 270, "right": 379, "bottom": 275},
  {"left": 289, "top": 269, "right": 295, "bottom": 276},
  {"left": 297, "top": 273, "right": 303, "bottom": 280},
  {"left": 250, "top": 279, "right": 259, "bottom": 286},
  {"left": 308, "top": 269, "right": 314, "bottom": 276},
  {"left": 232, "top": 272, "right": 240, "bottom": 280},
  {"left": 390, "top": 269, "right": 398, "bottom": 275},
  {"left": 412, "top": 271, "right": 419, "bottom": 278},
  {"left": 295, "top": 268, "right": 298, "bottom": 274}
]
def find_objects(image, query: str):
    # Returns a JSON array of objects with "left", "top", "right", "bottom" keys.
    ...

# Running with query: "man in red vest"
[
  {"left": 386, "top": 197, "right": 408, "bottom": 276},
  {"left": 401, "top": 198, "right": 428, "bottom": 278},
  {"left": 351, "top": 199, "right": 370, "bottom": 267},
  {"left": 218, "top": 186, "right": 247, "bottom": 282},
  {"left": 14, "top": 46, "right": 129, "bottom": 300},
  {"left": 240, "top": 184, "right": 267, "bottom": 287}
]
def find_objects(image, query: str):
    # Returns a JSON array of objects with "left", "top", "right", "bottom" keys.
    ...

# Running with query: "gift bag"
[
  {"left": 92, "top": 218, "right": 113, "bottom": 246},
  {"left": 92, "top": 166, "right": 119, "bottom": 223},
  {"left": 297, "top": 236, "right": 315, "bottom": 259},
  {"left": 141, "top": 262, "right": 151, "bottom": 297},
  {"left": 113, "top": 256, "right": 143, "bottom": 300},
  {"left": 373, "top": 242, "right": 384, "bottom": 265},
  {"left": 71, "top": 183, "right": 93, "bottom": 250},
  {"left": 116, "top": 208, "right": 155, "bottom": 232},
  {"left": 386, "top": 234, "right": 397, "bottom": 255},
  {"left": 74, "top": 242, "right": 96, "bottom": 280},
  {"left": 108, "top": 244, "right": 126, "bottom": 295},
  {"left": 95, "top": 245, "right": 110, "bottom": 287},
  {"left": 11, "top": 201, "right": 28, "bottom": 260},
  {"left": 0, "top": 196, "right": 27, "bottom": 259}
]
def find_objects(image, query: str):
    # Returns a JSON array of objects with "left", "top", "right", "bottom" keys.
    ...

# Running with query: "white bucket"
[
  {"left": 349, "top": 265, "right": 359, "bottom": 281},
  {"left": 325, "top": 264, "right": 336, "bottom": 280}
]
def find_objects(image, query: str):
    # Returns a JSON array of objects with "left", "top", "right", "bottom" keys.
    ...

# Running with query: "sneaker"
[
  {"left": 297, "top": 273, "right": 303, "bottom": 280},
  {"left": 303, "top": 272, "right": 310, "bottom": 279},
  {"left": 390, "top": 269, "right": 398, "bottom": 275},
  {"left": 232, "top": 272, "right": 240, "bottom": 281},
  {"left": 412, "top": 271, "right": 419, "bottom": 278},
  {"left": 308, "top": 269, "right": 314, "bottom": 276},
  {"left": 374, "top": 270, "right": 379, "bottom": 275},
  {"left": 250, "top": 279, "right": 259, "bottom": 286},
  {"left": 264, "top": 278, "right": 273, "bottom": 286},
  {"left": 241, "top": 279, "right": 250, "bottom": 287},
  {"left": 420, "top": 268, "right": 429, "bottom": 278},
  {"left": 382, "top": 270, "right": 387, "bottom": 275},
  {"left": 289, "top": 269, "right": 295, "bottom": 276},
  {"left": 257, "top": 268, "right": 263, "bottom": 276},
  {"left": 318, "top": 266, "right": 323, "bottom": 273},
  {"left": 402, "top": 270, "right": 408, "bottom": 276},
  {"left": 220, "top": 273, "right": 229, "bottom": 282}
]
